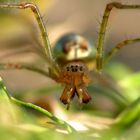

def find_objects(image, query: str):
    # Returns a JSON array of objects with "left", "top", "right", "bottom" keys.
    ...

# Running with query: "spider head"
[
  {"left": 58, "top": 62, "right": 91, "bottom": 107},
  {"left": 59, "top": 62, "right": 89, "bottom": 85},
  {"left": 64, "top": 62, "right": 86, "bottom": 74},
  {"left": 53, "top": 33, "right": 96, "bottom": 65}
]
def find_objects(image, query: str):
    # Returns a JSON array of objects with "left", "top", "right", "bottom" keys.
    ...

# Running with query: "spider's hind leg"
[{"left": 104, "top": 38, "right": 140, "bottom": 64}]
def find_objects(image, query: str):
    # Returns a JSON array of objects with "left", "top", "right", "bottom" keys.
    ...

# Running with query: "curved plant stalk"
[
  {"left": 114, "top": 96, "right": 140, "bottom": 128},
  {"left": 100, "top": 97, "right": 140, "bottom": 139},
  {"left": 0, "top": 77, "right": 75, "bottom": 133},
  {"left": 11, "top": 97, "right": 75, "bottom": 133}
]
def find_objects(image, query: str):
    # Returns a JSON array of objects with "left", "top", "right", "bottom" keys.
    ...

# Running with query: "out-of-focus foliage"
[{"left": 0, "top": 77, "right": 77, "bottom": 140}]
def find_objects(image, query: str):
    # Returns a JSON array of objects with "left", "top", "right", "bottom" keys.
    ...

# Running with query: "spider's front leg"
[
  {"left": 96, "top": 2, "right": 140, "bottom": 71},
  {"left": 0, "top": 2, "right": 60, "bottom": 73},
  {"left": 0, "top": 3, "right": 52, "bottom": 59}
]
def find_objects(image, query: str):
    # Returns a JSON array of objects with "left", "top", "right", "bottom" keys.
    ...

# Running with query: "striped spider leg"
[{"left": 96, "top": 2, "right": 140, "bottom": 70}]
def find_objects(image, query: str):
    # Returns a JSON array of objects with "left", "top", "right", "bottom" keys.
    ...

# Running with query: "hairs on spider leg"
[
  {"left": 44, "top": 16, "right": 50, "bottom": 28},
  {"left": 0, "top": 45, "right": 46, "bottom": 62},
  {"left": 95, "top": 30, "right": 99, "bottom": 37},
  {"left": 0, "top": 35, "right": 47, "bottom": 62},
  {"left": 30, "top": 31, "right": 51, "bottom": 60},
  {"left": 42, "top": 12, "right": 48, "bottom": 24},
  {"left": 95, "top": 17, "right": 101, "bottom": 26},
  {"left": 0, "top": 49, "right": 33, "bottom": 60}
]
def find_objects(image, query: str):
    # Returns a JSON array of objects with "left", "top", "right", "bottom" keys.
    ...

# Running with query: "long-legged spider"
[{"left": 0, "top": 2, "right": 140, "bottom": 109}]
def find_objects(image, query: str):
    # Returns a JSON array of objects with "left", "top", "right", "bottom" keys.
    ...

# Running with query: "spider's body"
[
  {"left": 54, "top": 34, "right": 94, "bottom": 106},
  {"left": 0, "top": 2, "right": 140, "bottom": 109}
]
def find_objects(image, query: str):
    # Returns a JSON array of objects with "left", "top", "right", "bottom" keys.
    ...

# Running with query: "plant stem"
[{"left": 11, "top": 97, "right": 75, "bottom": 133}]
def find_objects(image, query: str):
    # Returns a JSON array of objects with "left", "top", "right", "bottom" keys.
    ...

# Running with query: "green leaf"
[
  {"left": 105, "top": 62, "right": 132, "bottom": 81},
  {"left": 115, "top": 97, "right": 140, "bottom": 128},
  {"left": 98, "top": 97, "right": 140, "bottom": 140},
  {"left": 0, "top": 77, "right": 20, "bottom": 125},
  {"left": 119, "top": 72, "right": 140, "bottom": 101},
  {"left": 0, "top": 77, "right": 10, "bottom": 101},
  {"left": 0, "top": 77, "right": 75, "bottom": 133}
]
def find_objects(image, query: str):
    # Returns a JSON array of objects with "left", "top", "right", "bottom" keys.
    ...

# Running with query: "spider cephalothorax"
[{"left": 58, "top": 62, "right": 91, "bottom": 106}]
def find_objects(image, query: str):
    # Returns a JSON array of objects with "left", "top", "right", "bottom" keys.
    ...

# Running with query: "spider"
[{"left": 0, "top": 2, "right": 140, "bottom": 109}]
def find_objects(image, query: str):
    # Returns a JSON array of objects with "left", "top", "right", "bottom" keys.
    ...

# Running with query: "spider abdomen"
[{"left": 53, "top": 33, "right": 96, "bottom": 65}]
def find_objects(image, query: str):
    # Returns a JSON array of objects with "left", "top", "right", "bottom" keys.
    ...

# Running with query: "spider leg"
[
  {"left": 0, "top": 63, "right": 57, "bottom": 79},
  {"left": 104, "top": 38, "right": 140, "bottom": 64},
  {"left": 96, "top": 2, "right": 140, "bottom": 71},
  {"left": 0, "top": 3, "right": 60, "bottom": 74}
]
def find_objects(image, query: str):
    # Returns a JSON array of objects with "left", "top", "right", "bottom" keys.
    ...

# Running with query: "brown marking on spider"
[
  {"left": 6, "top": 63, "right": 22, "bottom": 69},
  {"left": 63, "top": 41, "right": 77, "bottom": 54},
  {"left": 58, "top": 62, "right": 91, "bottom": 107},
  {"left": 80, "top": 40, "right": 89, "bottom": 52}
]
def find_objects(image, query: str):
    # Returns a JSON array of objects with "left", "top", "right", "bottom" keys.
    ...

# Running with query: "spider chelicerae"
[{"left": 0, "top": 2, "right": 140, "bottom": 109}]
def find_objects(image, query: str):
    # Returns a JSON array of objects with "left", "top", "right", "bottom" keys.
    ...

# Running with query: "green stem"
[
  {"left": 114, "top": 96, "right": 140, "bottom": 128},
  {"left": 100, "top": 97, "right": 140, "bottom": 139},
  {"left": 11, "top": 97, "right": 75, "bottom": 133}
]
